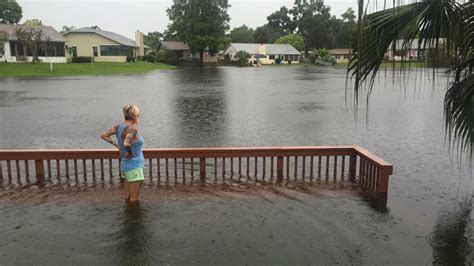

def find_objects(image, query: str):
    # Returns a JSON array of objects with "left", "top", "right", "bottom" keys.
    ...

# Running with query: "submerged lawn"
[{"left": 0, "top": 62, "right": 175, "bottom": 78}]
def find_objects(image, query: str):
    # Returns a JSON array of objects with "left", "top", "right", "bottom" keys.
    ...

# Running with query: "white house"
[
  {"left": 329, "top": 48, "right": 351, "bottom": 63},
  {"left": 0, "top": 24, "right": 66, "bottom": 63},
  {"left": 223, "top": 43, "right": 301, "bottom": 64}
]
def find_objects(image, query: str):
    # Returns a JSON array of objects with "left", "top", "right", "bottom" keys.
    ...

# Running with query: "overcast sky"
[{"left": 18, "top": 0, "right": 358, "bottom": 39}]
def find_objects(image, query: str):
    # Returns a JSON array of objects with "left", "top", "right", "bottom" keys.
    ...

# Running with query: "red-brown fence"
[{"left": 0, "top": 146, "right": 392, "bottom": 202}]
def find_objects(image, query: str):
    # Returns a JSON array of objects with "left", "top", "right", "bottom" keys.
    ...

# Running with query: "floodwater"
[{"left": 0, "top": 65, "right": 473, "bottom": 264}]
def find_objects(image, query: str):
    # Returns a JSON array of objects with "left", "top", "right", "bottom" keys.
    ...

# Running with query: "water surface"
[{"left": 0, "top": 66, "right": 472, "bottom": 264}]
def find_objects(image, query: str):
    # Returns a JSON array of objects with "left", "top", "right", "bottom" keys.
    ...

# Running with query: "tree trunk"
[
  {"left": 199, "top": 50, "right": 204, "bottom": 67},
  {"left": 304, "top": 41, "right": 309, "bottom": 58}
]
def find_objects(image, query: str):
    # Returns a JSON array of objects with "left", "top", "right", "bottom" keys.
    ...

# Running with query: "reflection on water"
[
  {"left": 430, "top": 194, "right": 473, "bottom": 264},
  {"left": 171, "top": 67, "right": 228, "bottom": 146},
  {"left": 115, "top": 202, "right": 154, "bottom": 265}
]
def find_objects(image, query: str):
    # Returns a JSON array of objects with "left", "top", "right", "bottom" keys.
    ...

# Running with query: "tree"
[
  {"left": 60, "top": 26, "right": 75, "bottom": 34},
  {"left": 289, "top": 0, "right": 333, "bottom": 56},
  {"left": 166, "top": 0, "right": 230, "bottom": 65},
  {"left": 0, "top": 0, "right": 22, "bottom": 24},
  {"left": 229, "top": 25, "right": 254, "bottom": 43},
  {"left": 275, "top": 34, "right": 305, "bottom": 51},
  {"left": 15, "top": 27, "right": 49, "bottom": 63},
  {"left": 254, "top": 23, "right": 283, "bottom": 43},
  {"left": 349, "top": 0, "right": 474, "bottom": 157},
  {"left": 143, "top": 31, "right": 162, "bottom": 63},
  {"left": 23, "top": 18, "right": 43, "bottom": 26},
  {"left": 267, "top": 6, "right": 295, "bottom": 34},
  {"left": 235, "top": 50, "right": 250, "bottom": 66}
]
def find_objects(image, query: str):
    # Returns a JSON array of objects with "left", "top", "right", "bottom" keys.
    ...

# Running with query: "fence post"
[
  {"left": 277, "top": 156, "right": 283, "bottom": 183},
  {"left": 199, "top": 158, "right": 206, "bottom": 184},
  {"left": 35, "top": 160, "right": 44, "bottom": 184},
  {"left": 349, "top": 155, "right": 357, "bottom": 182},
  {"left": 376, "top": 166, "right": 391, "bottom": 207}
]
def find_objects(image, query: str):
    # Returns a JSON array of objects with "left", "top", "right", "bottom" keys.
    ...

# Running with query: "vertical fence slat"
[
  {"left": 92, "top": 159, "right": 96, "bottom": 179},
  {"left": 341, "top": 155, "right": 345, "bottom": 179},
  {"left": 302, "top": 156, "right": 306, "bottom": 181},
  {"left": 254, "top": 157, "right": 258, "bottom": 180},
  {"left": 47, "top": 160, "right": 52, "bottom": 178},
  {"left": 246, "top": 157, "right": 250, "bottom": 178},
  {"left": 310, "top": 156, "right": 314, "bottom": 181},
  {"left": 7, "top": 160, "right": 12, "bottom": 179},
  {"left": 16, "top": 160, "right": 20, "bottom": 179},
  {"left": 65, "top": 160, "right": 70, "bottom": 178},
  {"left": 222, "top": 157, "right": 226, "bottom": 179},
  {"left": 100, "top": 159, "right": 104, "bottom": 178},
  {"left": 199, "top": 158, "right": 206, "bottom": 183},
  {"left": 108, "top": 159, "right": 112, "bottom": 178},
  {"left": 190, "top": 158, "right": 194, "bottom": 179},
  {"left": 157, "top": 158, "right": 161, "bottom": 178},
  {"left": 271, "top": 157, "right": 274, "bottom": 179},
  {"left": 230, "top": 157, "right": 234, "bottom": 178},
  {"left": 318, "top": 156, "right": 321, "bottom": 178},
  {"left": 149, "top": 158, "right": 153, "bottom": 178},
  {"left": 294, "top": 156, "right": 298, "bottom": 181},
  {"left": 35, "top": 160, "right": 44, "bottom": 183},
  {"left": 56, "top": 159, "right": 60, "bottom": 178},
  {"left": 325, "top": 156, "right": 329, "bottom": 181},
  {"left": 333, "top": 155, "right": 337, "bottom": 180},
  {"left": 165, "top": 158, "right": 169, "bottom": 178},
  {"left": 262, "top": 157, "right": 266, "bottom": 180},
  {"left": 82, "top": 159, "right": 87, "bottom": 179},
  {"left": 182, "top": 158, "right": 186, "bottom": 181},
  {"left": 239, "top": 157, "right": 242, "bottom": 177},
  {"left": 214, "top": 158, "right": 217, "bottom": 180},
  {"left": 0, "top": 160, "right": 3, "bottom": 179},
  {"left": 24, "top": 160, "right": 29, "bottom": 178},
  {"left": 74, "top": 160, "right": 78, "bottom": 178},
  {"left": 174, "top": 158, "right": 178, "bottom": 180},
  {"left": 286, "top": 156, "right": 290, "bottom": 179}
]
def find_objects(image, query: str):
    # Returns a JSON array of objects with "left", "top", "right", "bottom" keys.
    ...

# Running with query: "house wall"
[
  {"left": 65, "top": 32, "right": 119, "bottom": 57},
  {"left": 94, "top": 56, "right": 127, "bottom": 63},
  {"left": 332, "top": 54, "right": 350, "bottom": 63},
  {"left": 0, "top": 41, "right": 10, "bottom": 62},
  {"left": 64, "top": 32, "right": 135, "bottom": 62}
]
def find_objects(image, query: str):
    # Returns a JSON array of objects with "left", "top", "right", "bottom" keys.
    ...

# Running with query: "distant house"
[
  {"left": 384, "top": 39, "right": 444, "bottom": 61},
  {"left": 329, "top": 48, "right": 351, "bottom": 63},
  {"left": 223, "top": 43, "right": 301, "bottom": 64},
  {"left": 0, "top": 24, "right": 66, "bottom": 63},
  {"left": 63, "top": 27, "right": 150, "bottom": 62},
  {"left": 158, "top": 41, "right": 218, "bottom": 63}
]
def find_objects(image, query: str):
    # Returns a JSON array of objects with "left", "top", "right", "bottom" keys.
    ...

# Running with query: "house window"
[
  {"left": 10, "top": 41, "right": 16, "bottom": 56},
  {"left": 100, "top": 45, "right": 133, "bottom": 56},
  {"left": 55, "top": 43, "right": 65, "bottom": 57},
  {"left": 46, "top": 43, "right": 55, "bottom": 57},
  {"left": 269, "top": 55, "right": 275, "bottom": 59},
  {"left": 93, "top": 46, "right": 98, "bottom": 57}
]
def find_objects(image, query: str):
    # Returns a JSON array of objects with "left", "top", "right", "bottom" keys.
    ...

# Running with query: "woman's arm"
[
  {"left": 101, "top": 125, "right": 119, "bottom": 148},
  {"left": 123, "top": 126, "right": 138, "bottom": 157}
]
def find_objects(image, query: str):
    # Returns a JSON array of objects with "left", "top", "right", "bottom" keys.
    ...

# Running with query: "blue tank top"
[{"left": 117, "top": 123, "right": 144, "bottom": 172}]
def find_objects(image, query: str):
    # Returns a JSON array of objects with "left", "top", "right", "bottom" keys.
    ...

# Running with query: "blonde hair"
[{"left": 123, "top": 105, "right": 141, "bottom": 121}]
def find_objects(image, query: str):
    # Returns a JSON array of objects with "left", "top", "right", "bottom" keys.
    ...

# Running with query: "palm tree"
[{"left": 349, "top": 0, "right": 473, "bottom": 156}]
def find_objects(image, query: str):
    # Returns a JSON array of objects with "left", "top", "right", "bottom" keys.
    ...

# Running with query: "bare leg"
[
  {"left": 129, "top": 181, "right": 142, "bottom": 202},
  {"left": 123, "top": 179, "right": 130, "bottom": 200}
]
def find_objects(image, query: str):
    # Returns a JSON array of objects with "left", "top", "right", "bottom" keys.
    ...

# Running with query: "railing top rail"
[
  {"left": 0, "top": 146, "right": 392, "bottom": 171},
  {"left": 353, "top": 146, "right": 393, "bottom": 172}
]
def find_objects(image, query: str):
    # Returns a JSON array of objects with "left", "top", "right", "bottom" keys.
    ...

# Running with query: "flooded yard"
[{"left": 0, "top": 65, "right": 472, "bottom": 264}]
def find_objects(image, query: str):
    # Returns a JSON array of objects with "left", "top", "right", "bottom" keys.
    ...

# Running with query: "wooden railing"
[{"left": 0, "top": 146, "right": 392, "bottom": 203}]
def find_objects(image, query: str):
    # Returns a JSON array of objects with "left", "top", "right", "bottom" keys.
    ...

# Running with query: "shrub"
[
  {"left": 142, "top": 54, "right": 155, "bottom": 63},
  {"left": 71, "top": 56, "right": 92, "bottom": 63},
  {"left": 126, "top": 56, "right": 135, "bottom": 63},
  {"left": 275, "top": 58, "right": 282, "bottom": 64},
  {"left": 309, "top": 54, "right": 316, "bottom": 64},
  {"left": 235, "top": 50, "right": 250, "bottom": 66}
]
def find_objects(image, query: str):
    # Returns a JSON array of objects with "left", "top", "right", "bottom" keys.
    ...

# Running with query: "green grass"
[{"left": 0, "top": 62, "right": 176, "bottom": 78}]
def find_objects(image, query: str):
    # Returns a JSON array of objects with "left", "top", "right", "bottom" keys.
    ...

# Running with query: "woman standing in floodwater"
[{"left": 101, "top": 105, "right": 144, "bottom": 202}]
